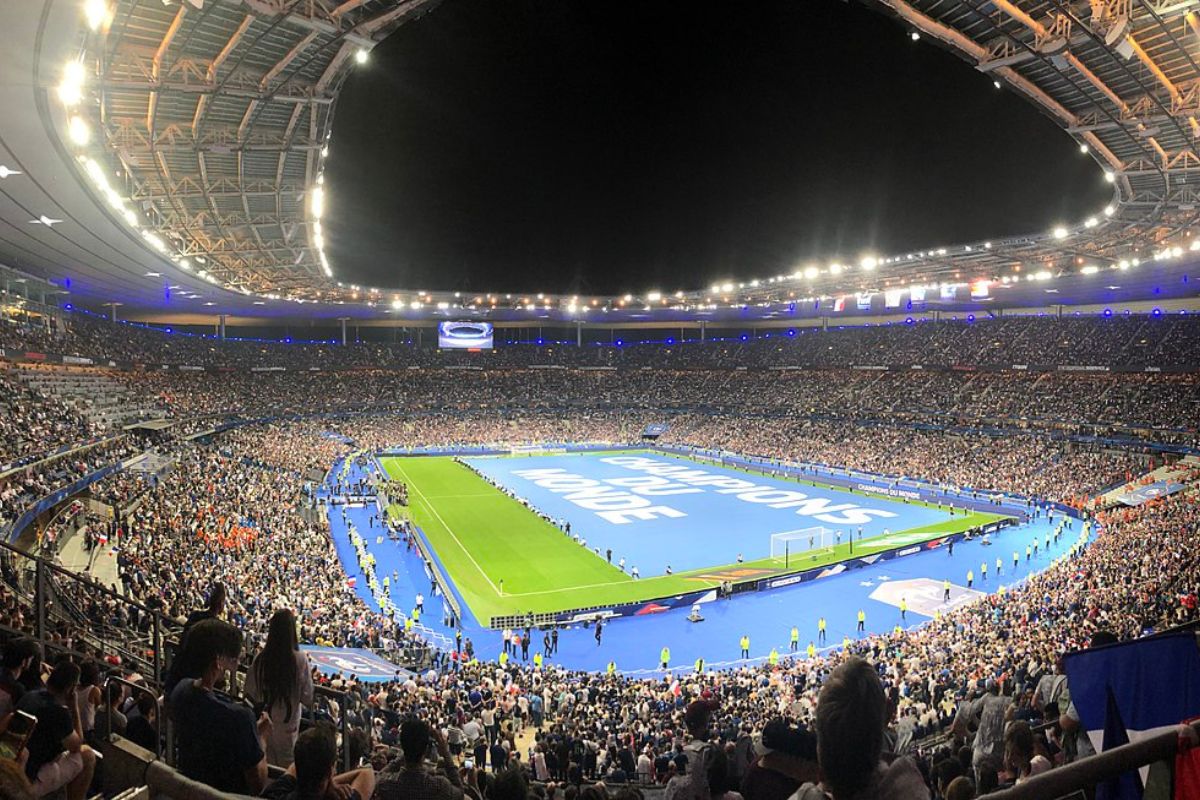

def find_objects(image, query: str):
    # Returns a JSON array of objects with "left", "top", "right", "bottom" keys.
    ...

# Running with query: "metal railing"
[{"left": 986, "top": 718, "right": 1200, "bottom": 800}]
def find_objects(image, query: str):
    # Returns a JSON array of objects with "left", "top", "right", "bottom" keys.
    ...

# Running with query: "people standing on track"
[
  {"left": 790, "top": 626, "right": 799, "bottom": 652},
  {"left": 594, "top": 620, "right": 603, "bottom": 647},
  {"left": 739, "top": 635, "right": 750, "bottom": 659},
  {"left": 856, "top": 609, "right": 865, "bottom": 632},
  {"left": 944, "top": 579, "right": 951, "bottom": 603},
  {"left": 818, "top": 616, "right": 827, "bottom": 644},
  {"left": 659, "top": 646, "right": 670, "bottom": 670},
  {"left": 967, "top": 569, "right": 974, "bottom": 589}
]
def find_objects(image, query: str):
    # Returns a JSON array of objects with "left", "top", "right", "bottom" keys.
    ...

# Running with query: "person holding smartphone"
[
  {"left": 375, "top": 718, "right": 464, "bottom": 800},
  {"left": 16, "top": 661, "right": 96, "bottom": 800}
]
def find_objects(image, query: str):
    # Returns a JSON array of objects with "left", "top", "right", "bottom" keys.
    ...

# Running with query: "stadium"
[{"left": 0, "top": 0, "right": 1197, "bottom": 799}]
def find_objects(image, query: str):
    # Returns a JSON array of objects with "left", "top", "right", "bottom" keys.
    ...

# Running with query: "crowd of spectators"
[
  {"left": 6, "top": 309, "right": 1200, "bottom": 371},
  {"left": 0, "top": 368, "right": 102, "bottom": 469},
  {"left": 0, "top": 311, "right": 1197, "bottom": 800}
]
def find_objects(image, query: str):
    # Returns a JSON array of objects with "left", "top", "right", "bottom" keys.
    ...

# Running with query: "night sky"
[{"left": 325, "top": 0, "right": 1113, "bottom": 296}]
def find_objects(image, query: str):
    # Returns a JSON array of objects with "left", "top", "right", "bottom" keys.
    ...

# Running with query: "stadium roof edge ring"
[{"left": 4, "top": 0, "right": 1200, "bottom": 320}]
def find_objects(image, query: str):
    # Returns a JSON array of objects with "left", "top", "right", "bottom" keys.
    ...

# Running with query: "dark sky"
[{"left": 326, "top": 0, "right": 1112, "bottom": 296}]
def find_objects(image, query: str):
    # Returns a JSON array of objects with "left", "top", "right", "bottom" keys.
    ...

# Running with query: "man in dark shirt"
[
  {"left": 263, "top": 726, "right": 375, "bottom": 800},
  {"left": 169, "top": 619, "right": 271, "bottom": 795},
  {"left": 490, "top": 739, "right": 508, "bottom": 772},
  {"left": 17, "top": 660, "right": 96, "bottom": 800},
  {"left": 124, "top": 694, "right": 158, "bottom": 753},
  {"left": 0, "top": 637, "right": 37, "bottom": 716}
]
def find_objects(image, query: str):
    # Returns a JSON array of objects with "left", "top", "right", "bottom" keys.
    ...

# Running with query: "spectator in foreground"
[
  {"left": 262, "top": 725, "right": 375, "bottom": 800},
  {"left": 16, "top": 660, "right": 96, "bottom": 800},
  {"left": 796, "top": 657, "right": 926, "bottom": 800},
  {"left": 245, "top": 608, "right": 314, "bottom": 767},
  {"left": 169, "top": 619, "right": 271, "bottom": 795},
  {"left": 374, "top": 718, "right": 464, "bottom": 800},
  {"left": 739, "top": 718, "right": 817, "bottom": 800}
]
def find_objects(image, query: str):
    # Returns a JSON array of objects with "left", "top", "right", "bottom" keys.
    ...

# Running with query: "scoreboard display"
[{"left": 438, "top": 321, "right": 494, "bottom": 350}]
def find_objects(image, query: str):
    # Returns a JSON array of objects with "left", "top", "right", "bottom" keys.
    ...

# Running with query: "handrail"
[
  {"left": 985, "top": 718, "right": 1200, "bottom": 800},
  {"left": 103, "top": 675, "right": 163, "bottom": 760}
]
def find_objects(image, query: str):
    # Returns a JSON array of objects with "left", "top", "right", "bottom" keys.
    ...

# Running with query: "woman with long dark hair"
[{"left": 244, "top": 609, "right": 313, "bottom": 766}]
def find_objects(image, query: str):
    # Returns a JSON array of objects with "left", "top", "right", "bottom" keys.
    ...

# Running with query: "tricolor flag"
[{"left": 1063, "top": 632, "right": 1200, "bottom": 799}]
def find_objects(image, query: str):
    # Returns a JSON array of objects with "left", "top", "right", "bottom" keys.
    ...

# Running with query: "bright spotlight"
[
  {"left": 58, "top": 61, "right": 86, "bottom": 105},
  {"left": 1104, "top": 172, "right": 1116, "bottom": 183},
  {"left": 1079, "top": 143, "right": 1089, "bottom": 154},
  {"left": 1052, "top": 226, "right": 1068, "bottom": 240},
  {"left": 910, "top": 31, "right": 919, "bottom": 41},
  {"left": 310, "top": 187, "right": 324, "bottom": 218},
  {"left": 84, "top": 0, "right": 110, "bottom": 30},
  {"left": 67, "top": 116, "right": 90, "bottom": 145},
  {"left": 859, "top": 256, "right": 877, "bottom": 271},
  {"left": 355, "top": 49, "right": 370, "bottom": 65}
]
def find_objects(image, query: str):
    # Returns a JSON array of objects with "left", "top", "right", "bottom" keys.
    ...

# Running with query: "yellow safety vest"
[
  {"left": 607, "top": 662, "right": 616, "bottom": 675},
  {"left": 768, "top": 650, "right": 779, "bottom": 665},
  {"left": 857, "top": 610, "right": 865, "bottom": 622},
  {"left": 806, "top": 643, "right": 815, "bottom": 658}
]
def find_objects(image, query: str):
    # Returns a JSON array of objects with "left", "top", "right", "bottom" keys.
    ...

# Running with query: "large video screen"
[{"left": 438, "top": 321, "right": 494, "bottom": 350}]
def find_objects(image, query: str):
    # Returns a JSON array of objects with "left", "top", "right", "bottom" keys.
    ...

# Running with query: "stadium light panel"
[
  {"left": 355, "top": 49, "right": 370, "bottom": 64},
  {"left": 67, "top": 116, "right": 89, "bottom": 145},
  {"left": 1052, "top": 226, "right": 1068, "bottom": 239},
  {"left": 58, "top": 61, "right": 85, "bottom": 105}
]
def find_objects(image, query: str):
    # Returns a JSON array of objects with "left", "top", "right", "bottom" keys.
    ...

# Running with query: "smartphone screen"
[{"left": 0, "top": 711, "right": 37, "bottom": 760}]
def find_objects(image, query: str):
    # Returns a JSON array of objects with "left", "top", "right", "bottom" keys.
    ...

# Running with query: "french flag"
[{"left": 1064, "top": 632, "right": 1200, "bottom": 799}]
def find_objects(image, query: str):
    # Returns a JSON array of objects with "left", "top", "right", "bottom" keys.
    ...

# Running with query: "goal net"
[{"left": 770, "top": 527, "right": 836, "bottom": 567}]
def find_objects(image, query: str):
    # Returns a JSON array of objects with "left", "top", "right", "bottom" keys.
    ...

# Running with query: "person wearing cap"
[{"left": 739, "top": 718, "right": 817, "bottom": 800}]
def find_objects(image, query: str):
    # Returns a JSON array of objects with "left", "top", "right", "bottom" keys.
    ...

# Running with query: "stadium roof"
[{"left": 0, "top": 0, "right": 1199, "bottom": 324}]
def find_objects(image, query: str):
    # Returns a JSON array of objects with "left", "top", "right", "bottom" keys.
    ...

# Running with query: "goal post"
[{"left": 770, "top": 527, "right": 836, "bottom": 568}]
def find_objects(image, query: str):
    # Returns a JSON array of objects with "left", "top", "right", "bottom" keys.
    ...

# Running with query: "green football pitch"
[{"left": 379, "top": 454, "right": 1009, "bottom": 626}]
